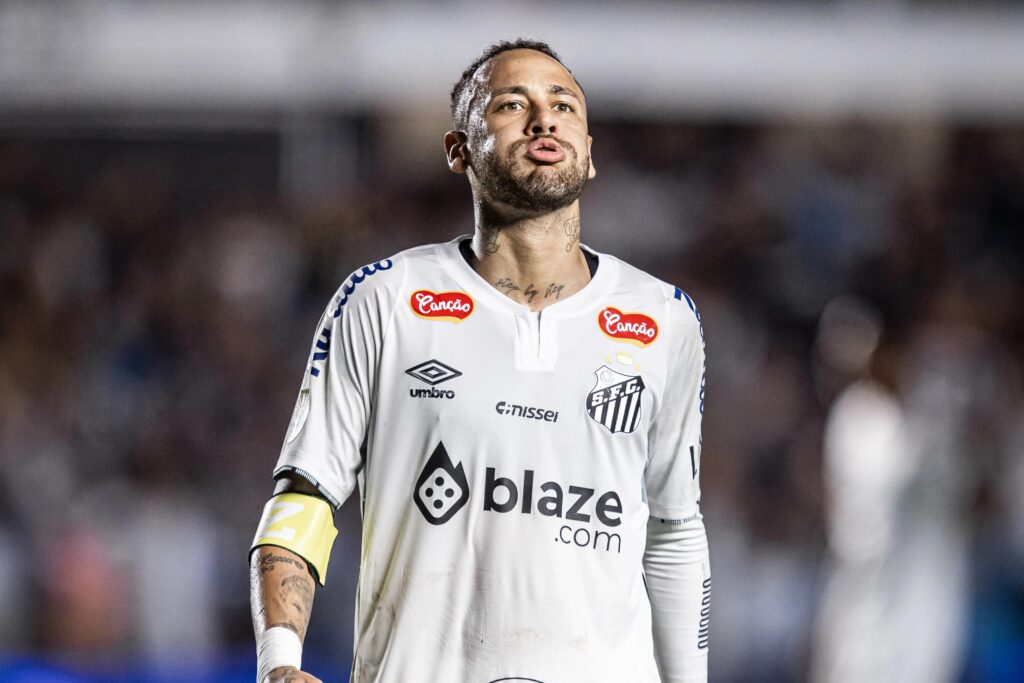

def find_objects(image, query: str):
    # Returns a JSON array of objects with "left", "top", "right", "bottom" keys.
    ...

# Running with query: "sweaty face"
[{"left": 464, "top": 50, "right": 593, "bottom": 214}]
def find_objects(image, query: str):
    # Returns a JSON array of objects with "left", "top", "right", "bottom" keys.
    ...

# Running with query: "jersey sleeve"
[
  {"left": 273, "top": 259, "right": 402, "bottom": 507},
  {"left": 644, "top": 288, "right": 706, "bottom": 520}
]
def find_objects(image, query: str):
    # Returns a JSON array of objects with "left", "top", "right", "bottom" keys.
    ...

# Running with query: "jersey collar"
[{"left": 437, "top": 236, "right": 617, "bottom": 318}]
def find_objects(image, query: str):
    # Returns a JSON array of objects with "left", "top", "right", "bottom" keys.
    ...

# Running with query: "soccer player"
[{"left": 250, "top": 39, "right": 709, "bottom": 683}]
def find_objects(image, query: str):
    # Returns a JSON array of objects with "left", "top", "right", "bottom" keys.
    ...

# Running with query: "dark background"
[{"left": 1, "top": 3, "right": 1023, "bottom": 682}]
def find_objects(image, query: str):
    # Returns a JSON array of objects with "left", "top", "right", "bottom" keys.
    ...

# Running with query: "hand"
[{"left": 268, "top": 666, "right": 323, "bottom": 683}]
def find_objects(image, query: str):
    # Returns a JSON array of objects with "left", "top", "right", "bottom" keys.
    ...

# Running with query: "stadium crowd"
[{"left": 0, "top": 121, "right": 1022, "bottom": 681}]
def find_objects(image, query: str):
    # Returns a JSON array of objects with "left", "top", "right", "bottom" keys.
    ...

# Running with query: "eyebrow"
[{"left": 490, "top": 84, "right": 582, "bottom": 102}]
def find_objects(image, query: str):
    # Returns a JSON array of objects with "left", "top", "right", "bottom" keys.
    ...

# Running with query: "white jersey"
[{"left": 276, "top": 237, "right": 706, "bottom": 683}]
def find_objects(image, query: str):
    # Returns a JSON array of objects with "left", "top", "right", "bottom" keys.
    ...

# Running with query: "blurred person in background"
[
  {"left": 811, "top": 282, "right": 1015, "bottom": 683},
  {"left": 249, "top": 39, "right": 710, "bottom": 683}
]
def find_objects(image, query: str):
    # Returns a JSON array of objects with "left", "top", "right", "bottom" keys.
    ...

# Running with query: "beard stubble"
[{"left": 471, "top": 137, "right": 590, "bottom": 214}]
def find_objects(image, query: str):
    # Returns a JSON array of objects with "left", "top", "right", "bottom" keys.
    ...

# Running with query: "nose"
[{"left": 527, "top": 106, "right": 557, "bottom": 136}]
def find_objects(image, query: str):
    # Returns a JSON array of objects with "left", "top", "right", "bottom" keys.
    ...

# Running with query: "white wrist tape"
[{"left": 256, "top": 626, "right": 303, "bottom": 683}]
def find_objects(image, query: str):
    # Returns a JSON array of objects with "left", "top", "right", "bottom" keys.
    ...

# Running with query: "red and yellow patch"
[
  {"left": 410, "top": 290, "right": 474, "bottom": 323},
  {"left": 598, "top": 307, "right": 659, "bottom": 346}
]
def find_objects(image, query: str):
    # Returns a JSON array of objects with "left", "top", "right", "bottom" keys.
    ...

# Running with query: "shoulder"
[
  {"left": 592, "top": 248, "right": 704, "bottom": 346},
  {"left": 326, "top": 242, "right": 445, "bottom": 318}
]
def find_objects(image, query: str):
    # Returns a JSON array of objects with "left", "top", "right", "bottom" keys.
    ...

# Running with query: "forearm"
[
  {"left": 643, "top": 515, "right": 710, "bottom": 683},
  {"left": 250, "top": 475, "right": 336, "bottom": 683},
  {"left": 251, "top": 545, "right": 318, "bottom": 682},
  {"left": 251, "top": 545, "right": 317, "bottom": 640},
  {"left": 251, "top": 474, "right": 333, "bottom": 641}
]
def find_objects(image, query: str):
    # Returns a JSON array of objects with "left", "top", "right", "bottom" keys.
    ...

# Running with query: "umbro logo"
[
  {"left": 406, "top": 359, "right": 462, "bottom": 385},
  {"left": 406, "top": 359, "right": 461, "bottom": 399}
]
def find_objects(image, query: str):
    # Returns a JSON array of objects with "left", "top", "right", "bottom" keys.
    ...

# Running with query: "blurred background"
[{"left": 1, "top": 1, "right": 1023, "bottom": 682}]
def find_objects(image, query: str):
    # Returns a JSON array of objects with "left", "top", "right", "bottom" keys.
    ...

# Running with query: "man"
[{"left": 250, "top": 39, "right": 709, "bottom": 683}]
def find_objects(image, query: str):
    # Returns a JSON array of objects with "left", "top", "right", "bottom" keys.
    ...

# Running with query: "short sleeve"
[
  {"left": 644, "top": 289, "right": 706, "bottom": 520},
  {"left": 273, "top": 259, "right": 402, "bottom": 507}
]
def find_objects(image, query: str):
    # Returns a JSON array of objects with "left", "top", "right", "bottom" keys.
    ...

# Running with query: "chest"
[{"left": 379, "top": 301, "right": 667, "bottom": 444}]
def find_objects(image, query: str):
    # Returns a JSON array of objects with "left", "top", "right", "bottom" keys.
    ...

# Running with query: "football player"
[{"left": 251, "top": 39, "right": 709, "bottom": 683}]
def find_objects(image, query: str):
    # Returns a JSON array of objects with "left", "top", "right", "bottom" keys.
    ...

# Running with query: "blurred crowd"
[{"left": 0, "top": 120, "right": 1022, "bottom": 682}]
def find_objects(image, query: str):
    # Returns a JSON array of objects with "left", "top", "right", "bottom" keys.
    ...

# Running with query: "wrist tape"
[{"left": 256, "top": 626, "right": 302, "bottom": 683}]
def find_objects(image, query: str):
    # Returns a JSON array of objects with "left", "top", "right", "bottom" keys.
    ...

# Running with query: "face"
[{"left": 447, "top": 49, "right": 595, "bottom": 215}]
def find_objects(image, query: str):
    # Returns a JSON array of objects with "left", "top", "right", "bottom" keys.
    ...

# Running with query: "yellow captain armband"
[{"left": 251, "top": 492, "right": 338, "bottom": 586}]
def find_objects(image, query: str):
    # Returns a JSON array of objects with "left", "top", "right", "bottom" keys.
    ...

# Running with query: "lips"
[{"left": 525, "top": 137, "right": 566, "bottom": 164}]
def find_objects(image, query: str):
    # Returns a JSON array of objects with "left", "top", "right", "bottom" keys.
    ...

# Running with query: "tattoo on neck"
[
  {"left": 495, "top": 278, "right": 520, "bottom": 292},
  {"left": 483, "top": 229, "right": 500, "bottom": 254},
  {"left": 495, "top": 279, "right": 566, "bottom": 303},
  {"left": 545, "top": 283, "right": 566, "bottom": 299},
  {"left": 563, "top": 215, "right": 580, "bottom": 253}
]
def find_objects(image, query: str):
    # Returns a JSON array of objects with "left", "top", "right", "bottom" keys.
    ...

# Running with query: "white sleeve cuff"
[{"left": 643, "top": 514, "right": 710, "bottom": 683}]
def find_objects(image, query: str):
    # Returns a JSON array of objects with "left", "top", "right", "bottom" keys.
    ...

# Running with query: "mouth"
[{"left": 524, "top": 137, "right": 566, "bottom": 164}]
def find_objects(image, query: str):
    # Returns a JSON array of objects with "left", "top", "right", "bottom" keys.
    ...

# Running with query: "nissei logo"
[
  {"left": 495, "top": 401, "right": 559, "bottom": 423},
  {"left": 413, "top": 443, "right": 624, "bottom": 554}
]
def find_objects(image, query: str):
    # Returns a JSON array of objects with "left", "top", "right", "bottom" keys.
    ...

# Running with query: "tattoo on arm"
[
  {"left": 259, "top": 553, "right": 307, "bottom": 574},
  {"left": 267, "top": 667, "right": 304, "bottom": 683},
  {"left": 282, "top": 575, "right": 314, "bottom": 615},
  {"left": 563, "top": 215, "right": 580, "bottom": 253},
  {"left": 269, "top": 573, "right": 316, "bottom": 640}
]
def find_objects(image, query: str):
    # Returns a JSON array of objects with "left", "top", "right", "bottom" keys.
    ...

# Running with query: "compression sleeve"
[{"left": 644, "top": 515, "right": 711, "bottom": 683}]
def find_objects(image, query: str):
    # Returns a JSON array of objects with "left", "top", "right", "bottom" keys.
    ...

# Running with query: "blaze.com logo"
[{"left": 413, "top": 442, "right": 625, "bottom": 553}]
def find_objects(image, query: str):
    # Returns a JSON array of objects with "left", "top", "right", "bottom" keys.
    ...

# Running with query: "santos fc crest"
[{"left": 587, "top": 366, "right": 646, "bottom": 434}]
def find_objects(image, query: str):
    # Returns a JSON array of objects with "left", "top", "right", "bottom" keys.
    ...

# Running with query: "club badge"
[
  {"left": 586, "top": 365, "right": 646, "bottom": 434},
  {"left": 598, "top": 307, "right": 658, "bottom": 346},
  {"left": 410, "top": 290, "right": 474, "bottom": 322}
]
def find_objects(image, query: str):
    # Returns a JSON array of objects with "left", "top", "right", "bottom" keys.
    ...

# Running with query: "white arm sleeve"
[
  {"left": 643, "top": 287, "right": 709, "bottom": 681},
  {"left": 644, "top": 515, "right": 711, "bottom": 683}
]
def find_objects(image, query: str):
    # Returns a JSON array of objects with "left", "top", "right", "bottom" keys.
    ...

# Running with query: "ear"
[
  {"left": 444, "top": 130, "right": 469, "bottom": 175},
  {"left": 587, "top": 135, "right": 596, "bottom": 179}
]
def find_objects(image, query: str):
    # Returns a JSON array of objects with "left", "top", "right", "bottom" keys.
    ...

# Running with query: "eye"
[
  {"left": 498, "top": 101, "right": 524, "bottom": 111},
  {"left": 553, "top": 102, "right": 575, "bottom": 113}
]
